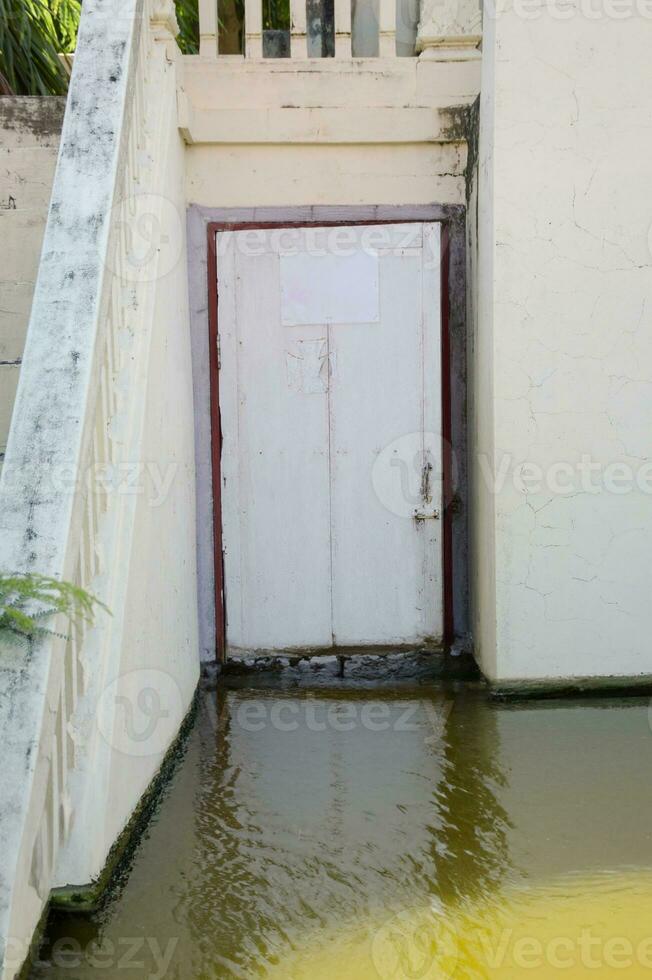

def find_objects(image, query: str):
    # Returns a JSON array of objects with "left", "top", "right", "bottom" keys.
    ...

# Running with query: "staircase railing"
[{"left": 0, "top": 3, "right": 188, "bottom": 978}]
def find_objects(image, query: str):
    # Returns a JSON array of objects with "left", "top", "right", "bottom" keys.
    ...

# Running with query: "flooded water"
[{"left": 31, "top": 676, "right": 652, "bottom": 978}]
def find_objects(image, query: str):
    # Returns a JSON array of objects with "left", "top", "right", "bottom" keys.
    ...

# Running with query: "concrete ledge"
[
  {"left": 181, "top": 105, "right": 469, "bottom": 145},
  {"left": 0, "top": 98, "right": 65, "bottom": 148},
  {"left": 489, "top": 674, "right": 652, "bottom": 701},
  {"left": 181, "top": 53, "right": 480, "bottom": 107}
]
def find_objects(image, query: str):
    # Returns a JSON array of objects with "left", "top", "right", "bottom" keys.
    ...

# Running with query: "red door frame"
[{"left": 207, "top": 219, "right": 454, "bottom": 662}]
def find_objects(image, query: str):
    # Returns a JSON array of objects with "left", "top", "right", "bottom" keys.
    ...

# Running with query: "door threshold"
[
  {"left": 225, "top": 642, "right": 444, "bottom": 662},
  {"left": 217, "top": 645, "right": 479, "bottom": 687}
]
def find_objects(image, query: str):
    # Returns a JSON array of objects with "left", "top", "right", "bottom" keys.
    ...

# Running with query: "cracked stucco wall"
[
  {"left": 0, "top": 98, "right": 64, "bottom": 464},
  {"left": 475, "top": 8, "right": 652, "bottom": 682}
]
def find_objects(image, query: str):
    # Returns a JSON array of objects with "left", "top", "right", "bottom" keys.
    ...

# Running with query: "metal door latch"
[{"left": 413, "top": 509, "right": 440, "bottom": 522}]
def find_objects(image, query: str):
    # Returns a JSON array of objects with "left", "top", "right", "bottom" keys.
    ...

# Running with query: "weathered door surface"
[{"left": 216, "top": 222, "right": 442, "bottom": 654}]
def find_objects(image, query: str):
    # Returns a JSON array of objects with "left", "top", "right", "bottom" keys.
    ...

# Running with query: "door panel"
[
  {"left": 216, "top": 223, "right": 442, "bottom": 654},
  {"left": 218, "top": 243, "right": 333, "bottom": 652},
  {"left": 329, "top": 226, "right": 442, "bottom": 644}
]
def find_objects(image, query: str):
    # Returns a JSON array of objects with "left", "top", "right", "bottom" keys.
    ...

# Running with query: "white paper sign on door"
[{"left": 280, "top": 251, "right": 379, "bottom": 326}]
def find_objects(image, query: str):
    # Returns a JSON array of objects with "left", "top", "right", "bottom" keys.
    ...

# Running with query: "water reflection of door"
[{"left": 215, "top": 223, "right": 442, "bottom": 655}]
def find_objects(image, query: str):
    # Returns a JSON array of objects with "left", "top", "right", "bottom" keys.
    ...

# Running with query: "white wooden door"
[{"left": 217, "top": 223, "right": 442, "bottom": 655}]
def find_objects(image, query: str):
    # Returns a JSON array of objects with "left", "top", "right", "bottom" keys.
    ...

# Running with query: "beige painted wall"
[
  {"left": 102, "top": 114, "right": 200, "bottom": 869},
  {"left": 183, "top": 56, "right": 480, "bottom": 208},
  {"left": 187, "top": 142, "right": 467, "bottom": 208},
  {"left": 0, "top": 98, "right": 64, "bottom": 463},
  {"left": 475, "top": 8, "right": 652, "bottom": 684}
]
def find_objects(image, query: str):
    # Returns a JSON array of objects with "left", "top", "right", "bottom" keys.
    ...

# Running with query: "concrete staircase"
[
  {"left": 0, "top": 98, "right": 64, "bottom": 465},
  {"left": 0, "top": 6, "right": 200, "bottom": 977}
]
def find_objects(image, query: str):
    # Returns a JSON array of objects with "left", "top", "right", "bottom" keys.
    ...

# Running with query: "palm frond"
[
  {"left": 49, "top": 0, "right": 81, "bottom": 53},
  {"left": 0, "top": 0, "right": 71, "bottom": 95},
  {"left": 0, "top": 0, "right": 197, "bottom": 95},
  {"left": 175, "top": 0, "right": 199, "bottom": 54}
]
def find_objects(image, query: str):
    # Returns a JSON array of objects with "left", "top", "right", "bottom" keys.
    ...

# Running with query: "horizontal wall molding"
[
  {"left": 180, "top": 105, "right": 468, "bottom": 145},
  {"left": 177, "top": 54, "right": 481, "bottom": 145}
]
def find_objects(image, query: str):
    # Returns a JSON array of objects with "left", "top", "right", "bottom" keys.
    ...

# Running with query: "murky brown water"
[{"left": 30, "top": 678, "right": 652, "bottom": 978}]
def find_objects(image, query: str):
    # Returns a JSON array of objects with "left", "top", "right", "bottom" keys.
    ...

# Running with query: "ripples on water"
[{"left": 31, "top": 683, "right": 652, "bottom": 978}]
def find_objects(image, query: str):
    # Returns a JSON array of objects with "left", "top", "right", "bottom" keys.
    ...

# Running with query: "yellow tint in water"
[{"left": 269, "top": 871, "right": 652, "bottom": 979}]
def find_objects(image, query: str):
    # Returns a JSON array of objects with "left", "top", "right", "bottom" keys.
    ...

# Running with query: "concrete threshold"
[{"left": 203, "top": 647, "right": 480, "bottom": 690}]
